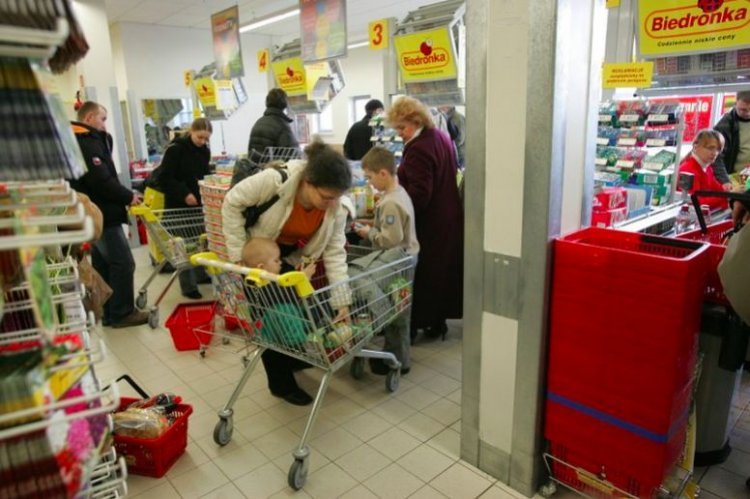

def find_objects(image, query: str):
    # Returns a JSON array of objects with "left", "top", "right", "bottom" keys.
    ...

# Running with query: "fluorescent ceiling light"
[
  {"left": 347, "top": 41, "right": 369, "bottom": 49},
  {"left": 239, "top": 7, "right": 300, "bottom": 33}
]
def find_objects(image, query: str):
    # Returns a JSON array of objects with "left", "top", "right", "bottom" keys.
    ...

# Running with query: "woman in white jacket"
[{"left": 222, "top": 141, "right": 352, "bottom": 405}]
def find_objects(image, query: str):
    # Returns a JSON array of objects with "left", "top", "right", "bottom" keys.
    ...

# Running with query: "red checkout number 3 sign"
[{"left": 368, "top": 19, "right": 388, "bottom": 50}]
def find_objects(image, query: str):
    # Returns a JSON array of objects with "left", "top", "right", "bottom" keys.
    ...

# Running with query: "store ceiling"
[{"left": 103, "top": 0, "right": 440, "bottom": 42}]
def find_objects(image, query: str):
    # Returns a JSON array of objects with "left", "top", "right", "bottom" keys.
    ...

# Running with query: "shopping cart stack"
[{"left": 544, "top": 228, "right": 709, "bottom": 497}]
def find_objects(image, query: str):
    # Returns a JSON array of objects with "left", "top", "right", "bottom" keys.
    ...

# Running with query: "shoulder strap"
[{"left": 253, "top": 167, "right": 288, "bottom": 218}]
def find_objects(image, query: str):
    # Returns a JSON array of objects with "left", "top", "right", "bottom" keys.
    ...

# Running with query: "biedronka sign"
[
  {"left": 393, "top": 26, "right": 457, "bottom": 83},
  {"left": 638, "top": 0, "right": 750, "bottom": 57}
]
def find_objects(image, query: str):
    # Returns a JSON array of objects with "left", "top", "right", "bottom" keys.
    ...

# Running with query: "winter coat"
[
  {"left": 158, "top": 135, "right": 211, "bottom": 209},
  {"left": 343, "top": 114, "right": 375, "bottom": 160},
  {"left": 222, "top": 160, "right": 351, "bottom": 307},
  {"left": 247, "top": 107, "right": 299, "bottom": 158},
  {"left": 714, "top": 108, "right": 746, "bottom": 183},
  {"left": 70, "top": 121, "right": 133, "bottom": 227},
  {"left": 678, "top": 154, "right": 729, "bottom": 210},
  {"left": 397, "top": 127, "right": 464, "bottom": 325}
]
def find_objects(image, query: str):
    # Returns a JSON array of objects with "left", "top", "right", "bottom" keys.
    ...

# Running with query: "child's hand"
[
  {"left": 301, "top": 262, "right": 317, "bottom": 279},
  {"left": 333, "top": 306, "right": 350, "bottom": 324},
  {"left": 355, "top": 224, "right": 370, "bottom": 238}
]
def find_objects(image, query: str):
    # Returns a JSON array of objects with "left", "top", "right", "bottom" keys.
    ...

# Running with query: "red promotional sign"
[{"left": 652, "top": 95, "right": 714, "bottom": 143}]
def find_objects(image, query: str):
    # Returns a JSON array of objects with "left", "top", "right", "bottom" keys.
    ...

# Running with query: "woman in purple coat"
[{"left": 386, "top": 97, "right": 464, "bottom": 341}]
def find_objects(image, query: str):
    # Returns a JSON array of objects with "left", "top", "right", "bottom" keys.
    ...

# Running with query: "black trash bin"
[{"left": 694, "top": 303, "right": 750, "bottom": 466}]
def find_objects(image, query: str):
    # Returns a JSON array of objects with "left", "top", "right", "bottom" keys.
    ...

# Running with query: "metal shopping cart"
[
  {"left": 130, "top": 205, "right": 207, "bottom": 328},
  {"left": 190, "top": 246, "right": 416, "bottom": 490}
]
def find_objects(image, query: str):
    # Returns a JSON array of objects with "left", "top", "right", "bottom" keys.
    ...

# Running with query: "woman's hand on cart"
[
  {"left": 185, "top": 193, "right": 199, "bottom": 206},
  {"left": 131, "top": 191, "right": 143, "bottom": 206}
]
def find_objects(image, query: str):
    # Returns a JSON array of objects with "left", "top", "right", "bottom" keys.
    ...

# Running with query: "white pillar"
[{"left": 462, "top": 1, "right": 606, "bottom": 496}]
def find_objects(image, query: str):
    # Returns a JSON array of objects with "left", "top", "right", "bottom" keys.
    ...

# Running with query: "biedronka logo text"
[
  {"left": 401, "top": 39, "right": 450, "bottom": 71},
  {"left": 646, "top": 2, "right": 749, "bottom": 38},
  {"left": 277, "top": 66, "right": 304, "bottom": 89}
]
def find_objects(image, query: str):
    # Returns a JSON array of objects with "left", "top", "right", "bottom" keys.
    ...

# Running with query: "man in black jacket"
[
  {"left": 713, "top": 90, "right": 750, "bottom": 186},
  {"left": 343, "top": 99, "right": 383, "bottom": 160},
  {"left": 247, "top": 88, "right": 299, "bottom": 160},
  {"left": 71, "top": 101, "right": 148, "bottom": 328}
]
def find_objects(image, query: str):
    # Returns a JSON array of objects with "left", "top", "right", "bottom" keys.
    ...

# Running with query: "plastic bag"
[{"left": 112, "top": 407, "right": 169, "bottom": 439}]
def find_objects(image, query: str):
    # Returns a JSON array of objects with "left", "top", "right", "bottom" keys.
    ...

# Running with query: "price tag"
[
  {"left": 646, "top": 138, "right": 667, "bottom": 147},
  {"left": 598, "top": 114, "right": 612, "bottom": 123},
  {"left": 617, "top": 138, "right": 638, "bottom": 147},
  {"left": 643, "top": 162, "right": 664, "bottom": 171},
  {"left": 595, "top": 158, "right": 608, "bottom": 167},
  {"left": 369, "top": 19, "right": 389, "bottom": 50},
  {"left": 596, "top": 137, "right": 610, "bottom": 146},
  {"left": 615, "top": 160, "right": 636, "bottom": 169},
  {"left": 647, "top": 114, "right": 669, "bottom": 123},
  {"left": 619, "top": 114, "right": 640, "bottom": 123},
  {"left": 257, "top": 49, "right": 269, "bottom": 73}
]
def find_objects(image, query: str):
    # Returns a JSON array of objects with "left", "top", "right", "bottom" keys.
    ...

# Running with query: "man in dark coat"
[
  {"left": 71, "top": 101, "right": 148, "bottom": 328},
  {"left": 387, "top": 96, "right": 464, "bottom": 341},
  {"left": 247, "top": 88, "right": 299, "bottom": 160},
  {"left": 343, "top": 99, "right": 383, "bottom": 160},
  {"left": 713, "top": 90, "right": 750, "bottom": 186}
]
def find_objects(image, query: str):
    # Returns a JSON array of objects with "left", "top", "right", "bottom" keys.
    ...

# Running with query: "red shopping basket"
[
  {"left": 113, "top": 396, "right": 193, "bottom": 477},
  {"left": 165, "top": 301, "right": 216, "bottom": 351},
  {"left": 677, "top": 220, "right": 733, "bottom": 305}
]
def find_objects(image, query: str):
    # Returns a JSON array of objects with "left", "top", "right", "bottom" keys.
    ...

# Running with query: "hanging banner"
[
  {"left": 183, "top": 70, "right": 193, "bottom": 88},
  {"left": 394, "top": 26, "right": 457, "bottom": 83},
  {"left": 194, "top": 77, "right": 217, "bottom": 107},
  {"left": 722, "top": 92, "right": 737, "bottom": 113},
  {"left": 299, "top": 0, "right": 347, "bottom": 63},
  {"left": 304, "top": 62, "right": 330, "bottom": 100},
  {"left": 602, "top": 62, "right": 654, "bottom": 88},
  {"left": 651, "top": 95, "right": 714, "bottom": 143},
  {"left": 211, "top": 6, "right": 244, "bottom": 79},
  {"left": 271, "top": 57, "right": 308, "bottom": 96},
  {"left": 369, "top": 19, "right": 389, "bottom": 50},
  {"left": 637, "top": 0, "right": 750, "bottom": 57},
  {"left": 215, "top": 80, "right": 235, "bottom": 111}
]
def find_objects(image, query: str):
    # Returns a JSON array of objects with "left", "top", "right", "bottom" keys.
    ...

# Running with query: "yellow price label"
[
  {"left": 257, "top": 49, "right": 269, "bottom": 73},
  {"left": 602, "top": 62, "right": 654, "bottom": 89},
  {"left": 183, "top": 70, "right": 193, "bottom": 87},
  {"left": 369, "top": 19, "right": 389, "bottom": 50}
]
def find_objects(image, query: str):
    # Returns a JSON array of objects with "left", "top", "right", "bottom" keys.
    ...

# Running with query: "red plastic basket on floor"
[
  {"left": 113, "top": 397, "right": 193, "bottom": 478},
  {"left": 165, "top": 301, "right": 216, "bottom": 351}
]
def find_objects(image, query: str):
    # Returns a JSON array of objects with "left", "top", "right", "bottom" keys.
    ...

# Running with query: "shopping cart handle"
[{"left": 129, "top": 204, "right": 157, "bottom": 221}]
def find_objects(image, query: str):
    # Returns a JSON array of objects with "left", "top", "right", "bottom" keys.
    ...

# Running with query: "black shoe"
[
  {"left": 272, "top": 388, "right": 313, "bottom": 406},
  {"left": 401, "top": 366, "right": 410, "bottom": 375},
  {"left": 182, "top": 290, "right": 203, "bottom": 300},
  {"left": 111, "top": 310, "right": 149, "bottom": 329},
  {"left": 423, "top": 322, "right": 448, "bottom": 340}
]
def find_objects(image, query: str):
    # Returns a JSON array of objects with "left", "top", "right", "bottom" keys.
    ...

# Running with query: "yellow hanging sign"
[
  {"left": 394, "top": 26, "right": 457, "bottom": 83},
  {"left": 369, "top": 19, "right": 389, "bottom": 50},
  {"left": 194, "top": 77, "right": 216, "bottom": 107},
  {"left": 607, "top": 0, "right": 621, "bottom": 8},
  {"left": 637, "top": 0, "right": 750, "bottom": 57},
  {"left": 602, "top": 61, "right": 654, "bottom": 88},
  {"left": 304, "top": 62, "right": 329, "bottom": 100},
  {"left": 257, "top": 49, "right": 269, "bottom": 73},
  {"left": 183, "top": 70, "right": 193, "bottom": 87},
  {"left": 271, "top": 57, "right": 307, "bottom": 96}
]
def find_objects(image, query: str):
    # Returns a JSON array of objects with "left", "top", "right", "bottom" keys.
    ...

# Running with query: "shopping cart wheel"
[
  {"left": 288, "top": 458, "right": 308, "bottom": 490},
  {"left": 148, "top": 308, "right": 159, "bottom": 329},
  {"left": 136, "top": 291, "right": 147, "bottom": 310},
  {"left": 350, "top": 358, "right": 365, "bottom": 380},
  {"left": 539, "top": 481, "right": 556, "bottom": 497},
  {"left": 386, "top": 370, "right": 400, "bottom": 393},
  {"left": 199, "top": 347, "right": 207, "bottom": 358},
  {"left": 213, "top": 417, "right": 233, "bottom": 446}
]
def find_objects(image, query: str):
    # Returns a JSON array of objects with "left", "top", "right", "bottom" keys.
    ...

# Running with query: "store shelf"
[{"left": 0, "top": 18, "right": 69, "bottom": 58}]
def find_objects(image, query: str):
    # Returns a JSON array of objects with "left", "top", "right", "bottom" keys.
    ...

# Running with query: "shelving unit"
[
  {"left": 593, "top": 99, "right": 684, "bottom": 229},
  {"left": 1, "top": 7, "right": 127, "bottom": 498},
  {"left": 369, "top": 115, "right": 404, "bottom": 159}
]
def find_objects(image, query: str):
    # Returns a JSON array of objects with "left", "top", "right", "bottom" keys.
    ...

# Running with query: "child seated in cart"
[{"left": 352, "top": 147, "right": 419, "bottom": 375}]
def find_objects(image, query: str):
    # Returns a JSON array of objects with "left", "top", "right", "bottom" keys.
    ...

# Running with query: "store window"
[
  {"left": 309, "top": 105, "right": 333, "bottom": 135},
  {"left": 350, "top": 95, "right": 371, "bottom": 126}
]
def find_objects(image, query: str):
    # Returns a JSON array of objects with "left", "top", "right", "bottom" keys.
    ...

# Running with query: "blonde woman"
[
  {"left": 386, "top": 96, "right": 463, "bottom": 342},
  {"left": 678, "top": 129, "right": 729, "bottom": 211}
]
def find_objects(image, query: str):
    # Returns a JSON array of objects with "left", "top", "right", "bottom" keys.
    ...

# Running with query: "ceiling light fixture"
[
  {"left": 347, "top": 41, "right": 369, "bottom": 49},
  {"left": 239, "top": 7, "right": 300, "bottom": 33}
]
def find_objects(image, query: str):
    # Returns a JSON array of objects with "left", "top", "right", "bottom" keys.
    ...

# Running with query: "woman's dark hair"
[
  {"left": 303, "top": 140, "right": 352, "bottom": 192},
  {"left": 266, "top": 88, "right": 288, "bottom": 110}
]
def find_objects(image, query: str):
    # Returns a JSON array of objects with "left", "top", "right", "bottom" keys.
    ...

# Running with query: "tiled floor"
[{"left": 95, "top": 247, "right": 750, "bottom": 498}]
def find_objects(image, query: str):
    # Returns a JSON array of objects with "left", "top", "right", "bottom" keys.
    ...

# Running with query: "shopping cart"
[
  {"left": 189, "top": 247, "right": 416, "bottom": 490},
  {"left": 130, "top": 205, "right": 207, "bottom": 328}
]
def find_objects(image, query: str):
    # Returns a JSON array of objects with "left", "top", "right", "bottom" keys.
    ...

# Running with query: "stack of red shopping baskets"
[{"left": 545, "top": 227, "right": 709, "bottom": 497}]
